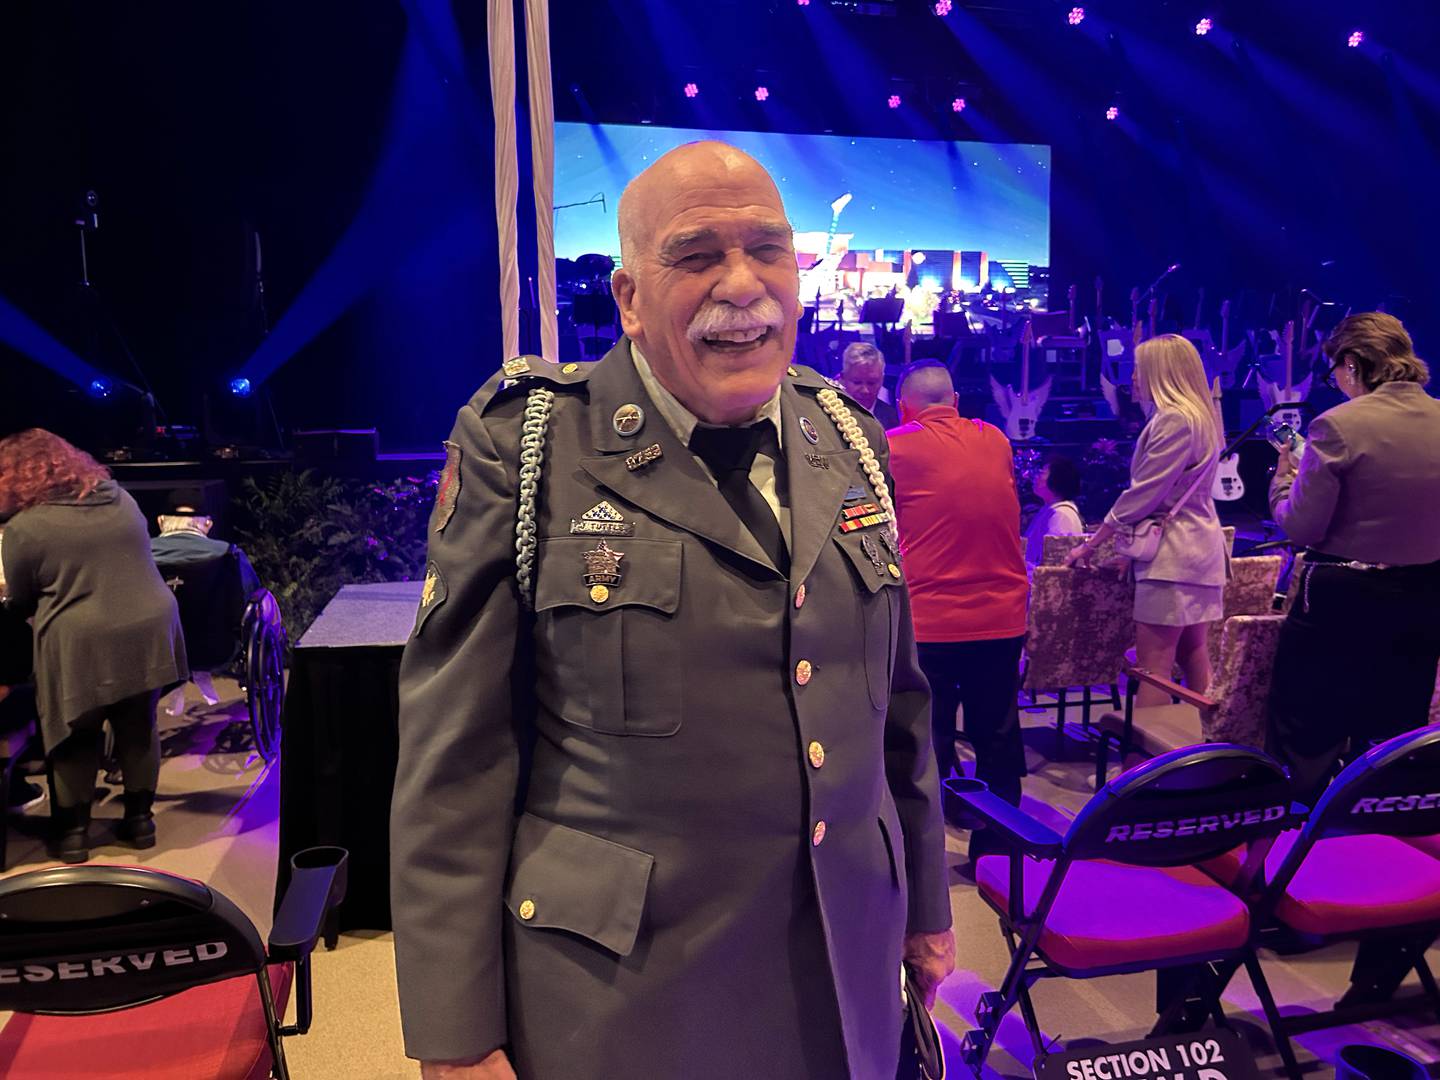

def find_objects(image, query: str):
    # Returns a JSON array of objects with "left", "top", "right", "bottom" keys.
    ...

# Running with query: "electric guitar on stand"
[
  {"left": 990, "top": 320, "right": 1050, "bottom": 441},
  {"left": 1207, "top": 299, "right": 1247, "bottom": 390},
  {"left": 1258, "top": 320, "right": 1310, "bottom": 430},
  {"left": 1210, "top": 376, "right": 1244, "bottom": 502}
]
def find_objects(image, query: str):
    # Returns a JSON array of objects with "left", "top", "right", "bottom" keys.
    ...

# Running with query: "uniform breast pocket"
[
  {"left": 833, "top": 533, "right": 901, "bottom": 710},
  {"left": 533, "top": 536, "right": 684, "bottom": 736}
]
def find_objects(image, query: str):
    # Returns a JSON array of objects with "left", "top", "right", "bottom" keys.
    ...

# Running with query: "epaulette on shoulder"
[
  {"left": 786, "top": 363, "right": 842, "bottom": 393},
  {"left": 476, "top": 355, "right": 593, "bottom": 412}
]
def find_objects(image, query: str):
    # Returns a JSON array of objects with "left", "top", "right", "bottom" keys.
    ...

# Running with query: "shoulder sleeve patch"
[
  {"left": 414, "top": 560, "right": 448, "bottom": 637},
  {"left": 431, "top": 440, "right": 462, "bottom": 533}
]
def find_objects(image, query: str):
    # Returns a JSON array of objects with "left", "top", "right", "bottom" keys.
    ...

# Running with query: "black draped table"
[{"left": 275, "top": 580, "right": 422, "bottom": 932}]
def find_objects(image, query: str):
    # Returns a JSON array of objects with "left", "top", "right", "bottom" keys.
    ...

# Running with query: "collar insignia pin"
[{"left": 613, "top": 403, "right": 645, "bottom": 437}]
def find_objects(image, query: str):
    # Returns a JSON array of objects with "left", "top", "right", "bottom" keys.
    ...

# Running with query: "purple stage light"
[
  {"left": 1068, "top": 6, "right": 1085, "bottom": 27},
  {"left": 754, "top": 86, "right": 769, "bottom": 102},
  {"left": 887, "top": 93, "right": 902, "bottom": 109},
  {"left": 951, "top": 97, "right": 967, "bottom": 113},
  {"left": 1348, "top": 30, "right": 1364, "bottom": 48},
  {"left": 1195, "top": 18, "right": 1213, "bottom": 36},
  {"left": 796, "top": 0, "right": 810, "bottom": 5},
  {"left": 1106, "top": 105, "right": 1119, "bottom": 121},
  {"left": 683, "top": 82, "right": 699, "bottom": 98},
  {"left": 933, "top": 0, "right": 952, "bottom": 15}
]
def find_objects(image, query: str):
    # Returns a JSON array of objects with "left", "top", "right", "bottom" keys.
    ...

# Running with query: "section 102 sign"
[{"left": 1035, "top": 1030, "right": 1260, "bottom": 1080}]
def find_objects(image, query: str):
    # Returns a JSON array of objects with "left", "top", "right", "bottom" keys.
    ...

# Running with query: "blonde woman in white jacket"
[{"left": 1067, "top": 335, "right": 1226, "bottom": 705}]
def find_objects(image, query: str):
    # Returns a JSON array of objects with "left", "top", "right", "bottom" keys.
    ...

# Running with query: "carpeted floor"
[{"left": 2, "top": 680, "right": 1436, "bottom": 1077}]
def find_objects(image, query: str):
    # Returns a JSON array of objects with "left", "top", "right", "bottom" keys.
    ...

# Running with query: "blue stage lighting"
[
  {"left": 229, "top": 377, "right": 254, "bottom": 398},
  {"left": 88, "top": 377, "right": 114, "bottom": 399}
]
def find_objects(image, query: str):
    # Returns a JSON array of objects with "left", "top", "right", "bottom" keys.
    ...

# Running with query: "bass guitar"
[
  {"left": 1210, "top": 376, "right": 1244, "bottom": 502},
  {"left": 1258, "top": 320, "right": 1310, "bottom": 430},
  {"left": 990, "top": 319, "right": 1050, "bottom": 441}
]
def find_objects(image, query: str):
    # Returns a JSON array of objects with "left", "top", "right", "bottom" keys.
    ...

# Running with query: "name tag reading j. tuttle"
[{"left": 1035, "top": 1030, "right": 1260, "bottom": 1080}]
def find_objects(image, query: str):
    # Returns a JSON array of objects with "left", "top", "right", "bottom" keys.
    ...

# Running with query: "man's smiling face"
[{"left": 612, "top": 143, "right": 801, "bottom": 425}]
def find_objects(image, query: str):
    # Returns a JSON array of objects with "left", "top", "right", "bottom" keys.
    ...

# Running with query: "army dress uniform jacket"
[{"left": 391, "top": 340, "right": 951, "bottom": 1079}]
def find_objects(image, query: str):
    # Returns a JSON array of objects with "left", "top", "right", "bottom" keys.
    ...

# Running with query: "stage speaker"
[{"left": 293, "top": 428, "right": 379, "bottom": 464}]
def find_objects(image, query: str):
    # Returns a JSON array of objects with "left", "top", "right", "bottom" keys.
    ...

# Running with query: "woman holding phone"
[{"left": 1267, "top": 312, "right": 1440, "bottom": 798}]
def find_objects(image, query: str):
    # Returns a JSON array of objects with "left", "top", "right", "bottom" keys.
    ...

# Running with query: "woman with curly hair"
[{"left": 0, "top": 429, "right": 187, "bottom": 862}]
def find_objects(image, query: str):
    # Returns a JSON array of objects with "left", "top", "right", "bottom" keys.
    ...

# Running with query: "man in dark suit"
[
  {"left": 840, "top": 341, "right": 901, "bottom": 430},
  {"left": 391, "top": 141, "right": 953, "bottom": 1080}
]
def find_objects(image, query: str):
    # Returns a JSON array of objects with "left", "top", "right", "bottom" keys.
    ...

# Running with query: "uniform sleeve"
[
  {"left": 876, "top": 437, "right": 951, "bottom": 935},
  {"left": 1104, "top": 412, "right": 1193, "bottom": 528},
  {"left": 390, "top": 398, "right": 524, "bottom": 1063},
  {"left": 1270, "top": 414, "right": 1346, "bottom": 548},
  {"left": 0, "top": 525, "right": 39, "bottom": 618}
]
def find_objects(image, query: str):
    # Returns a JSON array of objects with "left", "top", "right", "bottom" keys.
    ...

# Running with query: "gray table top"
[{"left": 297, "top": 580, "right": 424, "bottom": 649}]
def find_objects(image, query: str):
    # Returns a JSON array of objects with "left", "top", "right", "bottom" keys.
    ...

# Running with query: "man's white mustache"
[{"left": 686, "top": 298, "right": 785, "bottom": 342}]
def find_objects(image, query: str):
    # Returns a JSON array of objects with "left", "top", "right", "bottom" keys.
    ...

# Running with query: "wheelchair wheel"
[{"left": 245, "top": 595, "right": 287, "bottom": 763}]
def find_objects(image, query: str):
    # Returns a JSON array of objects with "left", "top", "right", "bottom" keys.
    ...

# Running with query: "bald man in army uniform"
[{"left": 392, "top": 141, "right": 954, "bottom": 1080}]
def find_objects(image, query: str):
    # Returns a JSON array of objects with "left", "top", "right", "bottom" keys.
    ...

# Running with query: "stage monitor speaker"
[{"left": 293, "top": 428, "right": 379, "bottom": 464}]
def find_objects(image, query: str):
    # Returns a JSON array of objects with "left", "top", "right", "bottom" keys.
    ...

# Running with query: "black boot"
[
  {"left": 51, "top": 802, "right": 92, "bottom": 864},
  {"left": 117, "top": 790, "right": 156, "bottom": 849}
]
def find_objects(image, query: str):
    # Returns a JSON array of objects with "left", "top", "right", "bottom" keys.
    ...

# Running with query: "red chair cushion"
[
  {"left": 0, "top": 963, "right": 292, "bottom": 1080},
  {"left": 1266, "top": 832, "right": 1440, "bottom": 935},
  {"left": 975, "top": 856, "right": 1250, "bottom": 971},
  {"left": 1404, "top": 834, "right": 1440, "bottom": 859}
]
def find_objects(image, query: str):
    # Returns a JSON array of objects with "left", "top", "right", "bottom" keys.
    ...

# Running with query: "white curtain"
[
  {"left": 524, "top": 0, "right": 557, "bottom": 362},
  {"left": 486, "top": 0, "right": 521, "bottom": 360}
]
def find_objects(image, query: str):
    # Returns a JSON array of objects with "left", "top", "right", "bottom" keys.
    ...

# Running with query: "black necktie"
[{"left": 689, "top": 423, "right": 789, "bottom": 575}]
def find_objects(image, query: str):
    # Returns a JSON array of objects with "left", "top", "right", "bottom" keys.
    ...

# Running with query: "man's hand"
[
  {"left": 1276, "top": 446, "right": 1296, "bottom": 476},
  {"left": 903, "top": 929, "right": 956, "bottom": 1009},
  {"left": 1064, "top": 541, "right": 1096, "bottom": 569},
  {"left": 421, "top": 1049, "right": 516, "bottom": 1079}
]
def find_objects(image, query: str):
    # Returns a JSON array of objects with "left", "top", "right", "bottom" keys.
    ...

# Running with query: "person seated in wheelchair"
[{"left": 150, "top": 500, "right": 262, "bottom": 715}]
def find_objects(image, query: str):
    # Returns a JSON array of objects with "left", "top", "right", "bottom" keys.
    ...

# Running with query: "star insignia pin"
[{"left": 582, "top": 540, "right": 625, "bottom": 587}]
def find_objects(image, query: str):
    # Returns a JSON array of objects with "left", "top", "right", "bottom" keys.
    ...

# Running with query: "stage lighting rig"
[{"left": 1068, "top": 7, "right": 1085, "bottom": 27}]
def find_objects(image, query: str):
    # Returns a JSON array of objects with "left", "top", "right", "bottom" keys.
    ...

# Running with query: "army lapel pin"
[
  {"left": 624, "top": 443, "right": 663, "bottom": 471},
  {"left": 570, "top": 500, "right": 633, "bottom": 537},
  {"left": 582, "top": 540, "right": 624, "bottom": 604},
  {"left": 613, "top": 403, "right": 645, "bottom": 437},
  {"left": 805, "top": 452, "right": 830, "bottom": 470},
  {"left": 799, "top": 416, "right": 820, "bottom": 444}
]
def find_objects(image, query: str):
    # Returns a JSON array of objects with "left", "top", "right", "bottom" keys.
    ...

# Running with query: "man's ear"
[{"left": 611, "top": 269, "right": 643, "bottom": 339}]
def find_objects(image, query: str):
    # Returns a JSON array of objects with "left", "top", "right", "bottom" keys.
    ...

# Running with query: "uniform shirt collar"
[{"left": 631, "top": 342, "right": 783, "bottom": 450}]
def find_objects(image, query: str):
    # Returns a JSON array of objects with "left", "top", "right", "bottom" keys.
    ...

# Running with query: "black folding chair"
[
  {"left": 948, "top": 744, "right": 1296, "bottom": 1075},
  {"left": 1230, "top": 724, "right": 1440, "bottom": 1079},
  {"left": 0, "top": 846, "right": 346, "bottom": 1079}
]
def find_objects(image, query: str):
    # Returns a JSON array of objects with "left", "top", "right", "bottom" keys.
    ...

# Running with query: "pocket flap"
[
  {"left": 504, "top": 814, "right": 655, "bottom": 957},
  {"left": 834, "top": 533, "right": 901, "bottom": 594},
  {"left": 535, "top": 536, "right": 682, "bottom": 613}
]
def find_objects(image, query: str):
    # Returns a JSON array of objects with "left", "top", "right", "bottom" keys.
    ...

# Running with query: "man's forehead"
[{"left": 657, "top": 210, "right": 792, "bottom": 249}]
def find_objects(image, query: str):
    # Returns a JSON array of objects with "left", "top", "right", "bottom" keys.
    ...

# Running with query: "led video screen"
[{"left": 553, "top": 122, "right": 1051, "bottom": 312}]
